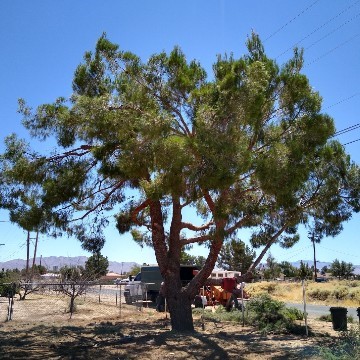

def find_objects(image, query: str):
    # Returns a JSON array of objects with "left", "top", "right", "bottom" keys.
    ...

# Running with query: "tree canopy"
[
  {"left": 84, "top": 254, "right": 109, "bottom": 279},
  {"left": 217, "top": 239, "right": 256, "bottom": 273},
  {"left": 329, "top": 259, "right": 355, "bottom": 279},
  {"left": 1, "top": 33, "right": 359, "bottom": 331}
]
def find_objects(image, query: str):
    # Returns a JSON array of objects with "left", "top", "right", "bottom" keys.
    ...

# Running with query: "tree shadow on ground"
[{"left": 0, "top": 319, "right": 331, "bottom": 359}]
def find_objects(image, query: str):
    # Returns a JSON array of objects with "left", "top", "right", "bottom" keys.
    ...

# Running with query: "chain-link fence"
[{"left": 0, "top": 281, "right": 156, "bottom": 323}]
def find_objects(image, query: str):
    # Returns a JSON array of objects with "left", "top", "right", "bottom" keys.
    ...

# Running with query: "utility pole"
[
  {"left": 31, "top": 232, "right": 39, "bottom": 268},
  {"left": 25, "top": 231, "right": 39, "bottom": 280},
  {"left": 26, "top": 231, "right": 30, "bottom": 280},
  {"left": 308, "top": 230, "right": 318, "bottom": 281},
  {"left": 312, "top": 235, "right": 317, "bottom": 281},
  {"left": 31, "top": 231, "right": 39, "bottom": 277}
]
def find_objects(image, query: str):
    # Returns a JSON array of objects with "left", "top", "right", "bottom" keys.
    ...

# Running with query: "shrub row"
[
  {"left": 320, "top": 325, "right": 360, "bottom": 359},
  {"left": 308, "top": 287, "right": 360, "bottom": 301},
  {"left": 196, "top": 294, "right": 305, "bottom": 335}
]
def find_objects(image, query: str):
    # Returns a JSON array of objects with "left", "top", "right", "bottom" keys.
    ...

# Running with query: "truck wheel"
[
  {"left": 124, "top": 291, "right": 132, "bottom": 304},
  {"left": 194, "top": 295, "right": 203, "bottom": 308},
  {"left": 156, "top": 294, "right": 165, "bottom": 312},
  {"left": 150, "top": 292, "right": 158, "bottom": 303}
]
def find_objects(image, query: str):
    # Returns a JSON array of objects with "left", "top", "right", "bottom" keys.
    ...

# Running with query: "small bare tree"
[{"left": 59, "top": 266, "right": 90, "bottom": 317}]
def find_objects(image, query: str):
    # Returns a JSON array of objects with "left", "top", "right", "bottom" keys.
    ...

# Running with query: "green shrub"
[
  {"left": 319, "top": 314, "right": 332, "bottom": 322},
  {"left": 318, "top": 314, "right": 354, "bottom": 324},
  {"left": 246, "top": 282, "right": 278, "bottom": 297},
  {"left": 308, "top": 288, "right": 331, "bottom": 301},
  {"left": 0, "top": 282, "right": 18, "bottom": 297},
  {"left": 283, "top": 306, "right": 304, "bottom": 321},
  {"left": 332, "top": 287, "right": 349, "bottom": 300},
  {"left": 194, "top": 295, "right": 305, "bottom": 334},
  {"left": 246, "top": 294, "right": 304, "bottom": 334},
  {"left": 345, "top": 281, "right": 360, "bottom": 288},
  {"left": 264, "top": 282, "right": 277, "bottom": 294},
  {"left": 193, "top": 306, "right": 242, "bottom": 323},
  {"left": 319, "top": 325, "right": 360, "bottom": 359},
  {"left": 349, "top": 289, "right": 360, "bottom": 302}
]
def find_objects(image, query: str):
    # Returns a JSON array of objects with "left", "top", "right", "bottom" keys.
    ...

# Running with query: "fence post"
[
  {"left": 7, "top": 283, "right": 15, "bottom": 321},
  {"left": 302, "top": 279, "right": 308, "bottom": 337},
  {"left": 119, "top": 284, "right": 122, "bottom": 318}
]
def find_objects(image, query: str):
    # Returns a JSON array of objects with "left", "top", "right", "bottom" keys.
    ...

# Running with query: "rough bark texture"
[{"left": 166, "top": 287, "right": 195, "bottom": 332}]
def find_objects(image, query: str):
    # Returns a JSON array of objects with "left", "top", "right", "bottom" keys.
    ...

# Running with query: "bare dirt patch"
[{"left": 0, "top": 294, "right": 338, "bottom": 359}]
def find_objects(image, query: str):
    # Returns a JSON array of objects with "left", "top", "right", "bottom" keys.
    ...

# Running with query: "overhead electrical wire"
[
  {"left": 264, "top": 0, "right": 322, "bottom": 42},
  {"left": 318, "top": 244, "right": 360, "bottom": 259},
  {"left": 327, "top": 123, "right": 360, "bottom": 147},
  {"left": 0, "top": 241, "right": 27, "bottom": 263},
  {"left": 305, "top": 11, "right": 360, "bottom": 51},
  {"left": 324, "top": 92, "right": 360, "bottom": 111},
  {"left": 279, "top": 244, "right": 313, "bottom": 260},
  {"left": 333, "top": 123, "right": 360, "bottom": 137},
  {"left": 305, "top": 32, "right": 360, "bottom": 67},
  {"left": 343, "top": 138, "right": 360, "bottom": 146},
  {"left": 276, "top": 0, "right": 360, "bottom": 58}
]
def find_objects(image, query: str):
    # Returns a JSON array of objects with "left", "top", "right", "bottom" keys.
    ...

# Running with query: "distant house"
[
  {"left": 40, "top": 273, "right": 61, "bottom": 280},
  {"left": 100, "top": 271, "right": 122, "bottom": 281},
  {"left": 210, "top": 270, "right": 241, "bottom": 279}
]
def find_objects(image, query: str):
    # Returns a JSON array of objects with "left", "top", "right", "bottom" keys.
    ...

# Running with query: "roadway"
[{"left": 286, "top": 302, "right": 359, "bottom": 319}]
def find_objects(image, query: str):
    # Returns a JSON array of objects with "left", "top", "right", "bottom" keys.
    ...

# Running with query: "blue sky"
[{"left": 0, "top": 0, "right": 359, "bottom": 267}]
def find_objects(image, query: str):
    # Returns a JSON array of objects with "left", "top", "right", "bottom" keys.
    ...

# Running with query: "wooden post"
[
  {"left": 119, "top": 284, "right": 122, "bottom": 318},
  {"left": 302, "top": 279, "right": 308, "bottom": 337},
  {"left": 241, "top": 282, "right": 245, "bottom": 327}
]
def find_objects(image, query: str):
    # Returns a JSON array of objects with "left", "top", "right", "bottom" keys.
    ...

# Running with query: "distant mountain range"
[
  {"left": 0, "top": 256, "right": 139, "bottom": 275},
  {"left": 1, "top": 257, "right": 359, "bottom": 275}
]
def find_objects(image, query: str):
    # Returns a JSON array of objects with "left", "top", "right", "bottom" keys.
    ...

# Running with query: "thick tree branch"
[
  {"left": 47, "top": 145, "right": 93, "bottom": 162},
  {"left": 181, "top": 221, "right": 214, "bottom": 231},
  {"left": 247, "top": 223, "right": 288, "bottom": 274},
  {"left": 71, "top": 180, "right": 125, "bottom": 221},
  {"left": 182, "top": 234, "right": 212, "bottom": 245},
  {"left": 130, "top": 199, "right": 151, "bottom": 226}
]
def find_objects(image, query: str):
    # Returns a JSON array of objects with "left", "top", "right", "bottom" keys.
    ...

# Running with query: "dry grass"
[
  {"left": 246, "top": 280, "right": 360, "bottom": 307},
  {"left": 0, "top": 293, "right": 337, "bottom": 360},
  {"left": 1, "top": 282, "right": 357, "bottom": 359}
]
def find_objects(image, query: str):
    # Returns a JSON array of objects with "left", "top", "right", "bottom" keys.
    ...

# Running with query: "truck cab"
[{"left": 124, "top": 265, "right": 198, "bottom": 304}]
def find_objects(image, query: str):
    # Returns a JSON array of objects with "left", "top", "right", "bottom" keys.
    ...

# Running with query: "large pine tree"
[{"left": 1, "top": 33, "right": 359, "bottom": 331}]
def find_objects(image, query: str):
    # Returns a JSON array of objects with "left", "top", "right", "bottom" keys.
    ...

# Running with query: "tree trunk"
[
  {"left": 166, "top": 288, "right": 194, "bottom": 332},
  {"left": 70, "top": 295, "right": 75, "bottom": 317}
]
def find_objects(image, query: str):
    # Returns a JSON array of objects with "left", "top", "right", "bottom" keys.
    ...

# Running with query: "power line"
[
  {"left": 305, "top": 32, "right": 360, "bottom": 67},
  {"left": 318, "top": 244, "right": 360, "bottom": 259},
  {"left": 0, "top": 241, "right": 27, "bottom": 262},
  {"left": 276, "top": 0, "right": 360, "bottom": 58},
  {"left": 343, "top": 138, "right": 360, "bottom": 146},
  {"left": 305, "top": 11, "right": 360, "bottom": 51},
  {"left": 324, "top": 92, "right": 360, "bottom": 111},
  {"left": 264, "top": 0, "right": 322, "bottom": 42},
  {"left": 277, "top": 245, "right": 313, "bottom": 261},
  {"left": 333, "top": 123, "right": 360, "bottom": 137}
]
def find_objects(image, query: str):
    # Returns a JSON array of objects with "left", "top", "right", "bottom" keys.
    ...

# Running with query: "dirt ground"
[{"left": 0, "top": 294, "right": 339, "bottom": 360}]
